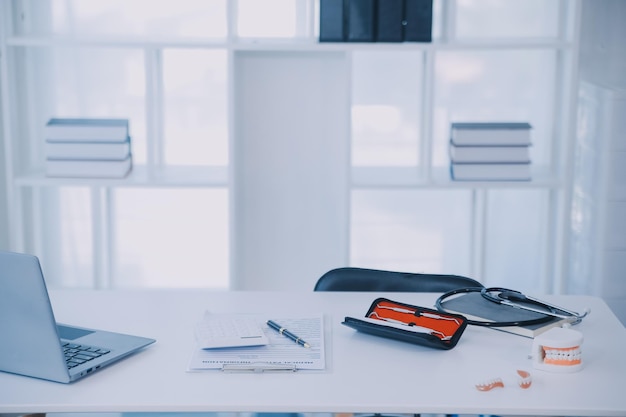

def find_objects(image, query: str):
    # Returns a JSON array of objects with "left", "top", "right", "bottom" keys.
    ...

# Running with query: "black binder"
[
  {"left": 347, "top": 0, "right": 375, "bottom": 42},
  {"left": 404, "top": 0, "right": 433, "bottom": 42},
  {"left": 320, "top": 0, "right": 347, "bottom": 42},
  {"left": 376, "top": 0, "right": 404, "bottom": 42}
]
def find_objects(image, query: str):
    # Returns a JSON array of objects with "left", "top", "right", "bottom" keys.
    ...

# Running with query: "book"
[
  {"left": 404, "top": 0, "right": 433, "bottom": 42},
  {"left": 439, "top": 291, "right": 575, "bottom": 338},
  {"left": 376, "top": 0, "right": 404, "bottom": 42},
  {"left": 46, "top": 155, "right": 132, "bottom": 178},
  {"left": 451, "top": 162, "right": 531, "bottom": 181},
  {"left": 45, "top": 118, "right": 129, "bottom": 142},
  {"left": 347, "top": 0, "right": 375, "bottom": 42},
  {"left": 449, "top": 142, "right": 531, "bottom": 163},
  {"left": 45, "top": 138, "right": 131, "bottom": 160},
  {"left": 319, "top": 0, "right": 347, "bottom": 42},
  {"left": 450, "top": 122, "right": 532, "bottom": 146}
]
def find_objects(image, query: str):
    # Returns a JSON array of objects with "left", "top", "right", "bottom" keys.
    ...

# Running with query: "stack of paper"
[
  {"left": 194, "top": 312, "right": 269, "bottom": 349},
  {"left": 188, "top": 313, "right": 326, "bottom": 372}
]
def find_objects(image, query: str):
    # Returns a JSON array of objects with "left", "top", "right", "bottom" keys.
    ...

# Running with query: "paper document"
[
  {"left": 188, "top": 315, "right": 325, "bottom": 371},
  {"left": 195, "top": 312, "right": 269, "bottom": 349}
]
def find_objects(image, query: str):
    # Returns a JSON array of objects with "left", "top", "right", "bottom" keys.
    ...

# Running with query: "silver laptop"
[{"left": 0, "top": 251, "right": 155, "bottom": 383}]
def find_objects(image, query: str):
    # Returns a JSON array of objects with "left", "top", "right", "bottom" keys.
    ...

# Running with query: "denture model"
[
  {"left": 517, "top": 369, "right": 532, "bottom": 389},
  {"left": 475, "top": 370, "right": 532, "bottom": 391},
  {"left": 475, "top": 377, "right": 504, "bottom": 391},
  {"left": 532, "top": 327, "right": 583, "bottom": 372}
]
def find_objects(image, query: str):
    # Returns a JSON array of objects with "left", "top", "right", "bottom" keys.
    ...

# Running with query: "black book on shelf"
[
  {"left": 404, "top": 0, "right": 433, "bottom": 42},
  {"left": 376, "top": 0, "right": 404, "bottom": 42},
  {"left": 347, "top": 0, "right": 375, "bottom": 42},
  {"left": 319, "top": 0, "right": 347, "bottom": 42}
]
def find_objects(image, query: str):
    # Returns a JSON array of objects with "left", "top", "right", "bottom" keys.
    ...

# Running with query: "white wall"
[
  {"left": 0, "top": 114, "right": 8, "bottom": 251},
  {"left": 575, "top": 0, "right": 626, "bottom": 324},
  {"left": 232, "top": 51, "right": 350, "bottom": 291},
  {"left": 579, "top": 0, "right": 626, "bottom": 90}
]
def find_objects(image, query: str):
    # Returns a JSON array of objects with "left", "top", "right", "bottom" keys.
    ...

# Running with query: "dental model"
[
  {"left": 517, "top": 369, "right": 532, "bottom": 389},
  {"left": 475, "top": 377, "right": 504, "bottom": 391},
  {"left": 475, "top": 370, "right": 532, "bottom": 391},
  {"left": 532, "top": 327, "right": 584, "bottom": 372}
]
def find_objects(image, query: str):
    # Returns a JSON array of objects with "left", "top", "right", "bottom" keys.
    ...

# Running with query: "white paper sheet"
[
  {"left": 188, "top": 315, "right": 326, "bottom": 371},
  {"left": 195, "top": 312, "right": 269, "bottom": 349}
]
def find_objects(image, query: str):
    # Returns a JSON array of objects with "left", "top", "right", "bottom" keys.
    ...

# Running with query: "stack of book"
[
  {"left": 449, "top": 122, "right": 532, "bottom": 181},
  {"left": 319, "top": 0, "right": 432, "bottom": 43},
  {"left": 45, "top": 118, "right": 132, "bottom": 178}
]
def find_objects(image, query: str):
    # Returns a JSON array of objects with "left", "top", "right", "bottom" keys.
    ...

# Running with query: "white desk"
[{"left": 1, "top": 290, "right": 625, "bottom": 416}]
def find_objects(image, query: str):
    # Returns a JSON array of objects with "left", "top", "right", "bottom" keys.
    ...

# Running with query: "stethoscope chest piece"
[{"left": 532, "top": 327, "right": 584, "bottom": 373}]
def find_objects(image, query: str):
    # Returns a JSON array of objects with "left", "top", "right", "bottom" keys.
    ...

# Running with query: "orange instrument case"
[{"left": 343, "top": 297, "right": 468, "bottom": 350}]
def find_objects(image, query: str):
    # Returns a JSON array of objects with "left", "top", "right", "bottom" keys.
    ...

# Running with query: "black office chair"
[
  {"left": 314, "top": 267, "right": 483, "bottom": 417},
  {"left": 314, "top": 267, "right": 483, "bottom": 293}
]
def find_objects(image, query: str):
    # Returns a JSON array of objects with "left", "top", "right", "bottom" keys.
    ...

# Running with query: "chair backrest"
[{"left": 314, "top": 267, "right": 483, "bottom": 292}]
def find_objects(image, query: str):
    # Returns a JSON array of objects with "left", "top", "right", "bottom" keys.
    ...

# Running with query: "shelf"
[
  {"left": 5, "top": 35, "right": 572, "bottom": 51},
  {"left": 1, "top": 2, "right": 579, "bottom": 293},
  {"left": 14, "top": 165, "right": 560, "bottom": 190},
  {"left": 6, "top": 35, "right": 230, "bottom": 49},
  {"left": 13, "top": 165, "right": 228, "bottom": 188},
  {"left": 352, "top": 166, "right": 561, "bottom": 189}
]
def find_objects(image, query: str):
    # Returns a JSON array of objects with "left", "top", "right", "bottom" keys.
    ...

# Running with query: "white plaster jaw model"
[{"left": 532, "top": 327, "right": 584, "bottom": 372}]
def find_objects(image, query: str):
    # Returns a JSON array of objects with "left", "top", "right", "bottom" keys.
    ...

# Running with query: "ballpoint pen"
[{"left": 267, "top": 320, "right": 311, "bottom": 348}]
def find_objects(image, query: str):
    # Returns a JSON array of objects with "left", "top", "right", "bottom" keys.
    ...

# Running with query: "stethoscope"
[{"left": 435, "top": 287, "right": 590, "bottom": 327}]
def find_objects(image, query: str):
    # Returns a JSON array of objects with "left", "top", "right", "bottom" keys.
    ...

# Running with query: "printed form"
[{"left": 188, "top": 315, "right": 326, "bottom": 371}]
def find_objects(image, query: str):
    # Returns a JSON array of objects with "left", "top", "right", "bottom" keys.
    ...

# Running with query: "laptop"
[{"left": 0, "top": 250, "right": 155, "bottom": 383}]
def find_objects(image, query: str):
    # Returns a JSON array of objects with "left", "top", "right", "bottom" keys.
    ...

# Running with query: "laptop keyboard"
[{"left": 63, "top": 342, "right": 111, "bottom": 369}]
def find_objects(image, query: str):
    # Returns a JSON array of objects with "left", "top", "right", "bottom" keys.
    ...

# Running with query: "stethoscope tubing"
[
  {"left": 508, "top": 293, "right": 588, "bottom": 320},
  {"left": 435, "top": 287, "right": 588, "bottom": 327},
  {"left": 481, "top": 287, "right": 589, "bottom": 320},
  {"left": 496, "top": 298, "right": 575, "bottom": 319}
]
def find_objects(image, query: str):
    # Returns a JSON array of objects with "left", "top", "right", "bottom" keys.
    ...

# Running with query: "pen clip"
[{"left": 221, "top": 363, "right": 297, "bottom": 373}]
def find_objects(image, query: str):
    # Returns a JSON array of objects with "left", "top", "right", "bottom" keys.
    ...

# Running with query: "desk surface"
[{"left": 1, "top": 290, "right": 625, "bottom": 416}]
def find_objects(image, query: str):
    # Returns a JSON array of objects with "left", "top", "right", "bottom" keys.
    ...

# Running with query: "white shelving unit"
[{"left": 0, "top": 1, "right": 581, "bottom": 291}]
